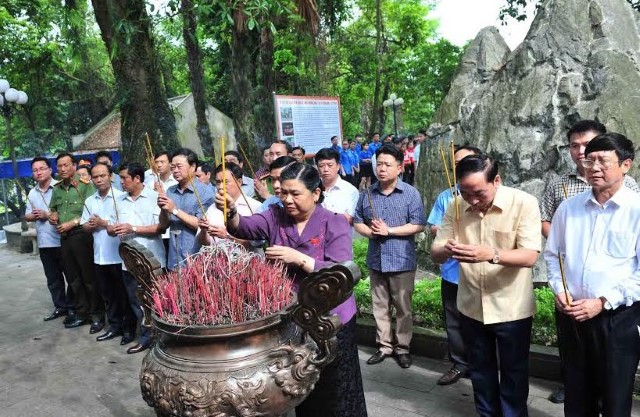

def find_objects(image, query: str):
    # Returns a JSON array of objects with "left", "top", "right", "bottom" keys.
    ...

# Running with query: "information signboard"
[{"left": 273, "top": 95, "right": 343, "bottom": 154}]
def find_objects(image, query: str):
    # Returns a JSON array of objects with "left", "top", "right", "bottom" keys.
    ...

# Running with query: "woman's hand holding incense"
[{"left": 266, "top": 246, "right": 313, "bottom": 271}]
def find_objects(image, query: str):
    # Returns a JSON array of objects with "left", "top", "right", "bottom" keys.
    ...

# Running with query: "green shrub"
[
  {"left": 412, "top": 279, "right": 445, "bottom": 330},
  {"left": 353, "top": 238, "right": 369, "bottom": 280},
  {"left": 532, "top": 286, "right": 557, "bottom": 346},
  {"left": 351, "top": 241, "right": 558, "bottom": 346}
]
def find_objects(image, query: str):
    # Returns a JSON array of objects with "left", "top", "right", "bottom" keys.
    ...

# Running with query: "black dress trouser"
[
  {"left": 60, "top": 230, "right": 103, "bottom": 321},
  {"left": 558, "top": 302, "right": 640, "bottom": 417},
  {"left": 39, "top": 247, "right": 74, "bottom": 311}
]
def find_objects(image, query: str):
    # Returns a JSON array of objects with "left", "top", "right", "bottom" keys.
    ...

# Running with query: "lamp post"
[
  {"left": 0, "top": 79, "right": 29, "bottom": 230},
  {"left": 383, "top": 93, "right": 404, "bottom": 139}
]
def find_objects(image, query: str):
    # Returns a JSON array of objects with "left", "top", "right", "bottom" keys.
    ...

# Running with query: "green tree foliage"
[
  {"left": 322, "top": 0, "right": 462, "bottom": 137},
  {"left": 0, "top": 0, "right": 114, "bottom": 159}
]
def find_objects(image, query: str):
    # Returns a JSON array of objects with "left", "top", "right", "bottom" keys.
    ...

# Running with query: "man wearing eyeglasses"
[
  {"left": 544, "top": 133, "right": 640, "bottom": 417},
  {"left": 539, "top": 120, "right": 640, "bottom": 404},
  {"left": 25, "top": 157, "right": 74, "bottom": 323}
]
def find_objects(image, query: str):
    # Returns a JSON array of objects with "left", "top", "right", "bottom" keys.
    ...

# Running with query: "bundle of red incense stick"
[{"left": 151, "top": 244, "right": 293, "bottom": 326}]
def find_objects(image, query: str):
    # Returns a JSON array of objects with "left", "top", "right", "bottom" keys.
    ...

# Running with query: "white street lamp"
[
  {"left": 0, "top": 79, "right": 29, "bottom": 230},
  {"left": 383, "top": 93, "right": 404, "bottom": 138}
]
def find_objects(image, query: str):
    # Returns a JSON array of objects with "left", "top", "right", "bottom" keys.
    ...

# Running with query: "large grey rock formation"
[{"left": 417, "top": 0, "right": 640, "bottom": 279}]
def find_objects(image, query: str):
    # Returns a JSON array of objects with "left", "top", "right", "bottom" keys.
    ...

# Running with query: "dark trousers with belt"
[
  {"left": 558, "top": 302, "right": 640, "bottom": 417},
  {"left": 460, "top": 314, "right": 532, "bottom": 417},
  {"left": 122, "top": 270, "right": 153, "bottom": 346},
  {"left": 39, "top": 247, "right": 74, "bottom": 311},
  {"left": 60, "top": 230, "right": 103, "bottom": 321},
  {"left": 95, "top": 263, "right": 135, "bottom": 334},
  {"left": 441, "top": 279, "right": 468, "bottom": 373}
]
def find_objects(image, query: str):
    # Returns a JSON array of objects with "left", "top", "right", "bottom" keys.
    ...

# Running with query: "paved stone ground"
[{"left": 0, "top": 245, "right": 633, "bottom": 417}]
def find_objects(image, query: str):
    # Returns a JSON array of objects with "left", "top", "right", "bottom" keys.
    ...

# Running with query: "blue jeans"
[{"left": 460, "top": 314, "right": 532, "bottom": 417}]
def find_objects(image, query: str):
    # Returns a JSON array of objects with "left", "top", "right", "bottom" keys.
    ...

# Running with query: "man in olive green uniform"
[{"left": 49, "top": 153, "right": 103, "bottom": 330}]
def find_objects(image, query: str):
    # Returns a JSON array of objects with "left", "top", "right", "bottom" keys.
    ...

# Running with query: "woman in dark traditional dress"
[{"left": 216, "top": 162, "right": 368, "bottom": 417}]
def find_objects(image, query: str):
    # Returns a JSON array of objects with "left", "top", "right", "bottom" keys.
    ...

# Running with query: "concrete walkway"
[{"left": 0, "top": 245, "right": 622, "bottom": 417}]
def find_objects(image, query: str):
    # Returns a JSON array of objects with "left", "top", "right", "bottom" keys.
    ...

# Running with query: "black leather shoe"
[
  {"left": 96, "top": 330, "right": 122, "bottom": 342},
  {"left": 63, "top": 311, "right": 76, "bottom": 326},
  {"left": 397, "top": 353, "right": 412, "bottom": 369},
  {"left": 44, "top": 308, "right": 67, "bottom": 322},
  {"left": 549, "top": 387, "right": 565, "bottom": 404},
  {"left": 127, "top": 343, "right": 150, "bottom": 354},
  {"left": 120, "top": 333, "right": 135, "bottom": 345},
  {"left": 89, "top": 320, "right": 105, "bottom": 334},
  {"left": 437, "top": 367, "right": 463, "bottom": 385},
  {"left": 64, "top": 317, "right": 90, "bottom": 328},
  {"left": 367, "top": 350, "right": 391, "bottom": 365}
]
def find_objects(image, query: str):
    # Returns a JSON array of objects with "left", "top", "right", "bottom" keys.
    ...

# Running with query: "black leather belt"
[{"left": 61, "top": 226, "right": 83, "bottom": 239}]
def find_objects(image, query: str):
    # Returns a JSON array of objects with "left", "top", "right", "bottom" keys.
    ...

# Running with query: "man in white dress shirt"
[
  {"left": 197, "top": 163, "right": 262, "bottom": 251},
  {"left": 224, "top": 150, "right": 255, "bottom": 198},
  {"left": 143, "top": 151, "right": 177, "bottom": 260},
  {"left": 111, "top": 162, "right": 167, "bottom": 354},
  {"left": 315, "top": 148, "right": 360, "bottom": 225},
  {"left": 81, "top": 162, "right": 133, "bottom": 338},
  {"left": 544, "top": 132, "right": 640, "bottom": 417}
]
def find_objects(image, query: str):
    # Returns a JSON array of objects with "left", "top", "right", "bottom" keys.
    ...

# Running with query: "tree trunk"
[
  {"left": 254, "top": 26, "right": 276, "bottom": 144},
  {"left": 369, "top": 0, "right": 384, "bottom": 138},
  {"left": 92, "top": 0, "right": 178, "bottom": 163},
  {"left": 379, "top": 79, "right": 390, "bottom": 134},
  {"left": 181, "top": 0, "right": 214, "bottom": 159},
  {"left": 230, "top": 8, "right": 261, "bottom": 169}
]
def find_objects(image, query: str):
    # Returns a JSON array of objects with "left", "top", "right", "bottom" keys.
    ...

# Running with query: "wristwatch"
[
  {"left": 172, "top": 208, "right": 179, "bottom": 216},
  {"left": 388, "top": 227, "right": 394, "bottom": 236},
  {"left": 489, "top": 249, "right": 500, "bottom": 264},
  {"left": 599, "top": 296, "right": 612, "bottom": 310},
  {"left": 132, "top": 226, "right": 138, "bottom": 234},
  {"left": 73, "top": 218, "right": 80, "bottom": 226}
]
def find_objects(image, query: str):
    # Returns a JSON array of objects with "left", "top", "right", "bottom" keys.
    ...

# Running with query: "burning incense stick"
[
  {"left": 145, "top": 133, "right": 160, "bottom": 183},
  {"left": 231, "top": 175, "right": 254, "bottom": 215},
  {"left": 236, "top": 141, "right": 257, "bottom": 180},
  {"left": 36, "top": 187, "right": 50, "bottom": 210},
  {"left": 14, "top": 178, "right": 36, "bottom": 209},
  {"left": 73, "top": 183, "right": 92, "bottom": 217},
  {"left": 366, "top": 187, "right": 377, "bottom": 220},
  {"left": 558, "top": 251, "right": 570, "bottom": 305},
  {"left": 439, "top": 146, "right": 454, "bottom": 194},
  {"left": 450, "top": 140, "right": 459, "bottom": 222},
  {"left": 221, "top": 134, "right": 228, "bottom": 223},
  {"left": 561, "top": 183, "right": 569, "bottom": 200},
  {"left": 110, "top": 183, "right": 120, "bottom": 224},
  {"left": 188, "top": 174, "right": 207, "bottom": 221}
]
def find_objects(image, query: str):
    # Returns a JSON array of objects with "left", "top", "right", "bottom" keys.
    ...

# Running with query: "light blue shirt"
[
  {"left": 26, "top": 181, "right": 60, "bottom": 248},
  {"left": 427, "top": 187, "right": 459, "bottom": 284},
  {"left": 166, "top": 181, "right": 215, "bottom": 270},
  {"left": 82, "top": 189, "right": 125, "bottom": 265},
  {"left": 260, "top": 195, "right": 282, "bottom": 212},
  {"left": 545, "top": 186, "right": 640, "bottom": 309}
]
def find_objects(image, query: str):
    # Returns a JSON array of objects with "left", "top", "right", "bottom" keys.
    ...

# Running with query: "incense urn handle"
[{"left": 118, "top": 241, "right": 361, "bottom": 417}]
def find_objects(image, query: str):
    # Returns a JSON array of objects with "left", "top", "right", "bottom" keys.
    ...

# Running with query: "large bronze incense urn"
[{"left": 119, "top": 241, "right": 360, "bottom": 417}]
